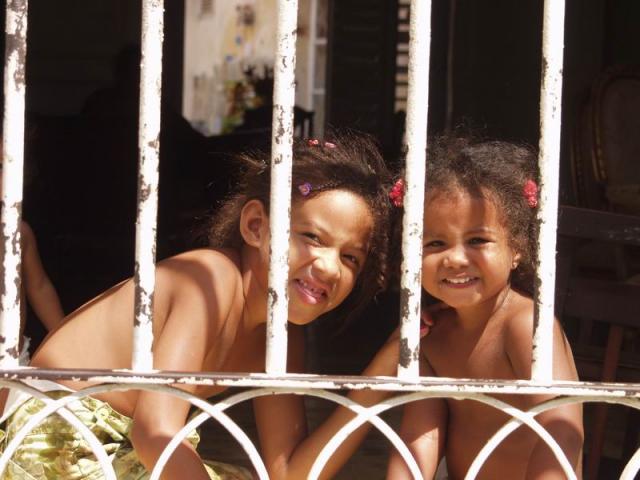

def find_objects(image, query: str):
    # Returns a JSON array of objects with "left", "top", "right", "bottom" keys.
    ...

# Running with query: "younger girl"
[
  {"left": 387, "top": 134, "right": 584, "bottom": 479},
  {"left": 0, "top": 132, "right": 410, "bottom": 479}
]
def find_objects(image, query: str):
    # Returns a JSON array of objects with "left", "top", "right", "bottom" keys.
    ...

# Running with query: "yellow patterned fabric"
[{"left": 0, "top": 392, "right": 253, "bottom": 480}]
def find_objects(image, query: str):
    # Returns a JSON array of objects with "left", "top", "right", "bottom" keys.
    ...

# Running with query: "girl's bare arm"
[
  {"left": 506, "top": 312, "right": 584, "bottom": 478},
  {"left": 131, "top": 255, "right": 236, "bottom": 480},
  {"left": 386, "top": 354, "right": 447, "bottom": 479},
  {"left": 21, "top": 222, "right": 64, "bottom": 331},
  {"left": 254, "top": 328, "right": 415, "bottom": 480}
]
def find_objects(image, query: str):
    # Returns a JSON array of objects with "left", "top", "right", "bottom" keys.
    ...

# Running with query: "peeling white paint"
[
  {"left": 532, "top": 0, "right": 566, "bottom": 382},
  {"left": 132, "top": 0, "right": 165, "bottom": 372},
  {"left": 397, "top": 0, "right": 432, "bottom": 380},
  {"left": 265, "top": 0, "right": 298, "bottom": 375},
  {"left": 0, "top": 0, "right": 28, "bottom": 369}
]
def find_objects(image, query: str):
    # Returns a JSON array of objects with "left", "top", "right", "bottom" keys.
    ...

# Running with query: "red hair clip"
[
  {"left": 523, "top": 179, "right": 538, "bottom": 208},
  {"left": 389, "top": 179, "right": 405, "bottom": 207},
  {"left": 307, "top": 138, "right": 336, "bottom": 149}
]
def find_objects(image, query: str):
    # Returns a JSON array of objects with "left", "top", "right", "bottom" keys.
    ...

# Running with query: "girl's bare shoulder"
[
  {"left": 157, "top": 248, "right": 241, "bottom": 285},
  {"left": 421, "top": 307, "right": 457, "bottom": 349},
  {"left": 155, "top": 248, "right": 243, "bottom": 315},
  {"left": 503, "top": 289, "right": 536, "bottom": 335}
]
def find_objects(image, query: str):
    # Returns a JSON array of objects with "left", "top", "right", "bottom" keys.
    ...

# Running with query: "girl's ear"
[
  {"left": 511, "top": 252, "right": 522, "bottom": 270},
  {"left": 240, "top": 199, "right": 269, "bottom": 247}
]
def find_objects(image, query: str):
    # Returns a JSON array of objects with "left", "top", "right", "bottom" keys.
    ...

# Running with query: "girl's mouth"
[
  {"left": 441, "top": 276, "right": 478, "bottom": 288},
  {"left": 293, "top": 278, "right": 327, "bottom": 304}
]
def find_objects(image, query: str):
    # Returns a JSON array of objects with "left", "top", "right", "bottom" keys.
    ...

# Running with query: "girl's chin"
[{"left": 430, "top": 292, "right": 482, "bottom": 310}]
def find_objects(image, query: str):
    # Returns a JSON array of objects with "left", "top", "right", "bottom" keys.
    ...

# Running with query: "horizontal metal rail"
[{"left": 2, "top": 370, "right": 640, "bottom": 397}]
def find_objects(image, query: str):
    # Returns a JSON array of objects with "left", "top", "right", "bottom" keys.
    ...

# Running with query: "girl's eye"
[
  {"left": 343, "top": 254, "right": 360, "bottom": 267},
  {"left": 302, "top": 232, "right": 321, "bottom": 244},
  {"left": 469, "top": 237, "right": 489, "bottom": 245},
  {"left": 424, "top": 240, "right": 444, "bottom": 248}
]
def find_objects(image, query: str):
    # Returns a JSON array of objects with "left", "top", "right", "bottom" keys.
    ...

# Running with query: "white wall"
[{"left": 183, "top": 0, "right": 312, "bottom": 134}]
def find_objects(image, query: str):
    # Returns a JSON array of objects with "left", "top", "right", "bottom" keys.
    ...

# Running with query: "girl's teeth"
[
  {"left": 447, "top": 277, "right": 472, "bottom": 284},
  {"left": 300, "top": 279, "right": 322, "bottom": 295}
]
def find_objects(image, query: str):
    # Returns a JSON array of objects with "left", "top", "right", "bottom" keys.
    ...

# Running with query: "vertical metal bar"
[
  {"left": 531, "top": 0, "right": 566, "bottom": 382},
  {"left": 397, "top": 0, "right": 432, "bottom": 380},
  {"left": 265, "top": 0, "right": 298, "bottom": 375},
  {"left": 0, "top": 0, "right": 29, "bottom": 369},
  {"left": 132, "top": 0, "right": 164, "bottom": 372}
]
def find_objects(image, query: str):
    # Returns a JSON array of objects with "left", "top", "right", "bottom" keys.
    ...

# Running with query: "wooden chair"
[{"left": 571, "top": 65, "right": 640, "bottom": 214}]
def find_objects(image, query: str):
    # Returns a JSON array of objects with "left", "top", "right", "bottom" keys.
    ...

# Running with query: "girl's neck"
[
  {"left": 239, "top": 245, "right": 269, "bottom": 333},
  {"left": 453, "top": 285, "right": 512, "bottom": 332}
]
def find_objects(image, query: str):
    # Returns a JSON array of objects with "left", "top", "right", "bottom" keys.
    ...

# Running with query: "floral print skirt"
[{"left": 0, "top": 391, "right": 253, "bottom": 480}]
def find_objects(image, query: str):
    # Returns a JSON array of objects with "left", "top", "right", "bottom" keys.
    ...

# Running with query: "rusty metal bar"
[
  {"left": 397, "top": 0, "right": 432, "bottom": 379},
  {"left": 0, "top": 0, "right": 28, "bottom": 369},
  {"left": 265, "top": 0, "right": 298, "bottom": 375},
  {"left": 3, "top": 370, "right": 640, "bottom": 398},
  {"left": 132, "top": 0, "right": 165, "bottom": 372},
  {"left": 531, "top": 0, "right": 566, "bottom": 381}
]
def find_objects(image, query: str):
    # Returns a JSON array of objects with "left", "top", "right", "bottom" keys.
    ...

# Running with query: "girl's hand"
[
  {"left": 420, "top": 302, "right": 449, "bottom": 336},
  {"left": 420, "top": 311, "right": 434, "bottom": 337}
]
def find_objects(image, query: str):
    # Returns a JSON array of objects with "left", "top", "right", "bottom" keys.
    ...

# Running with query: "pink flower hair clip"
[
  {"left": 523, "top": 179, "right": 538, "bottom": 208},
  {"left": 298, "top": 182, "right": 312, "bottom": 196},
  {"left": 389, "top": 178, "right": 405, "bottom": 207},
  {"left": 307, "top": 138, "right": 336, "bottom": 149}
]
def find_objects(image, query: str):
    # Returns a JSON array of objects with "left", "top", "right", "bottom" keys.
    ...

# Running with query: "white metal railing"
[
  {"left": 531, "top": 0, "right": 567, "bottom": 382},
  {"left": 132, "top": 0, "right": 165, "bottom": 372},
  {"left": 1, "top": 0, "right": 639, "bottom": 479},
  {"left": 0, "top": 0, "right": 28, "bottom": 370},
  {"left": 397, "top": 0, "right": 431, "bottom": 381},
  {"left": 266, "top": 0, "right": 298, "bottom": 375}
]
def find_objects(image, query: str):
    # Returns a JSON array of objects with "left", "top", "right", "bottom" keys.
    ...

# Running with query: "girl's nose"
[
  {"left": 312, "top": 249, "right": 341, "bottom": 283},
  {"left": 443, "top": 245, "right": 469, "bottom": 268}
]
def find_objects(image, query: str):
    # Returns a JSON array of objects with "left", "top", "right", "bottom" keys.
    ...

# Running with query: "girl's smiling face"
[
  {"left": 282, "top": 189, "right": 374, "bottom": 325},
  {"left": 421, "top": 188, "right": 520, "bottom": 312},
  {"left": 286, "top": 189, "right": 373, "bottom": 324}
]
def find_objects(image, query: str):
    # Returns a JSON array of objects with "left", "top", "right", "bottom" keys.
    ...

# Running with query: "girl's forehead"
[
  {"left": 425, "top": 186, "right": 495, "bottom": 209},
  {"left": 294, "top": 188, "right": 370, "bottom": 211},
  {"left": 292, "top": 189, "right": 374, "bottom": 236},
  {"left": 423, "top": 188, "right": 506, "bottom": 228}
]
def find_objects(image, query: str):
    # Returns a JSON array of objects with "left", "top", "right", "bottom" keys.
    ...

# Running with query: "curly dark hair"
[
  {"left": 209, "top": 130, "right": 393, "bottom": 323},
  {"left": 424, "top": 133, "right": 539, "bottom": 292}
]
